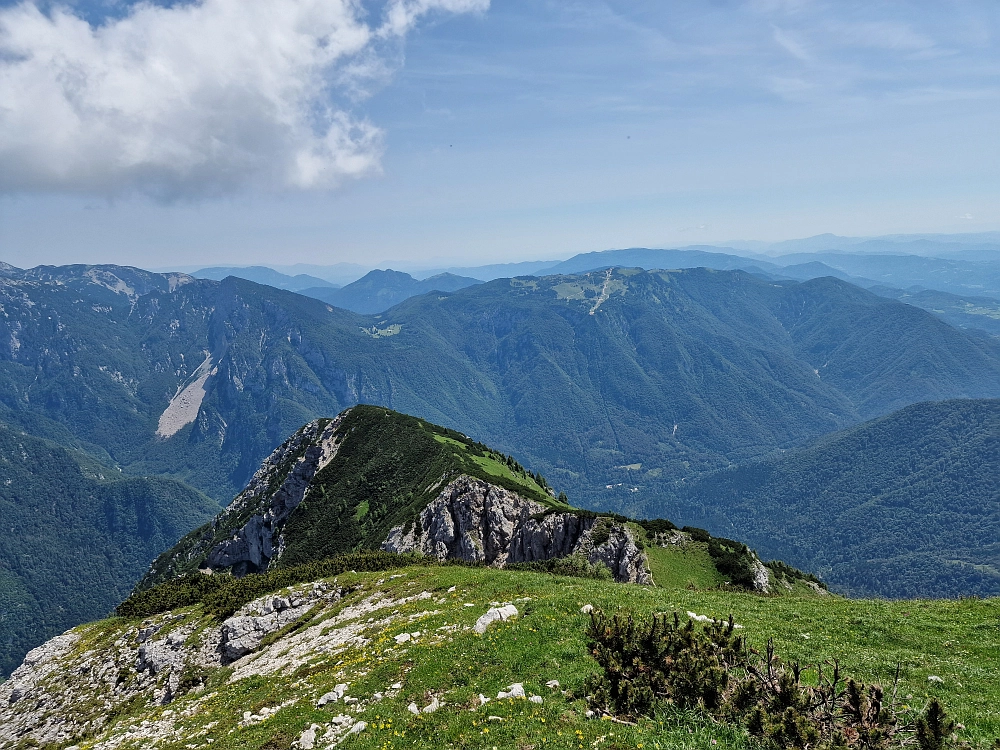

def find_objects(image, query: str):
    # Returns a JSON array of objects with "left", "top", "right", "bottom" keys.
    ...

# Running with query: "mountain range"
[
  {"left": 192, "top": 265, "right": 338, "bottom": 292},
  {"left": 4, "top": 257, "right": 1000, "bottom": 672},
  {"left": 673, "top": 398, "right": 1000, "bottom": 599},
  {"left": 192, "top": 241, "right": 1000, "bottom": 336},
  {"left": 5, "top": 262, "right": 1000, "bottom": 510},
  {"left": 298, "top": 269, "right": 481, "bottom": 314}
]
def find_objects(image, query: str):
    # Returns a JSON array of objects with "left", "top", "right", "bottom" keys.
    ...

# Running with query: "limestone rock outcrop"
[
  {"left": 382, "top": 476, "right": 652, "bottom": 585},
  {"left": 0, "top": 582, "right": 350, "bottom": 747},
  {"left": 141, "top": 416, "right": 347, "bottom": 583}
]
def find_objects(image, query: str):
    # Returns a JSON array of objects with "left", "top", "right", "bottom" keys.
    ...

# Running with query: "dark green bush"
[
  {"left": 638, "top": 518, "right": 678, "bottom": 537},
  {"left": 766, "top": 559, "right": 828, "bottom": 589},
  {"left": 682, "top": 525, "right": 712, "bottom": 543},
  {"left": 507, "top": 553, "right": 613, "bottom": 581},
  {"left": 585, "top": 610, "right": 744, "bottom": 716},
  {"left": 706, "top": 537, "right": 758, "bottom": 589},
  {"left": 584, "top": 608, "right": 956, "bottom": 750},
  {"left": 916, "top": 699, "right": 954, "bottom": 750},
  {"left": 117, "top": 550, "right": 470, "bottom": 620},
  {"left": 589, "top": 520, "right": 612, "bottom": 547}
]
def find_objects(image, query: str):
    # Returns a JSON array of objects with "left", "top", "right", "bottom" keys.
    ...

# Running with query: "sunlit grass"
[{"left": 74, "top": 557, "right": 1000, "bottom": 750}]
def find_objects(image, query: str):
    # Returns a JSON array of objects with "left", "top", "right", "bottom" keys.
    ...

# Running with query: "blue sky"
[{"left": 1, "top": 0, "right": 999, "bottom": 269}]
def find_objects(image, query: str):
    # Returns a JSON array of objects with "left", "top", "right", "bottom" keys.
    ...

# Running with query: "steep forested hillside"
[
  {"left": 0, "top": 419, "right": 219, "bottom": 675},
  {"left": 673, "top": 399, "right": 1000, "bottom": 598},
  {"left": 3, "top": 263, "right": 1000, "bottom": 514}
]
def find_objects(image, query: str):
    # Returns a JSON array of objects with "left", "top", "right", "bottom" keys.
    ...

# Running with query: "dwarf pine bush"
[{"left": 584, "top": 609, "right": 958, "bottom": 750}]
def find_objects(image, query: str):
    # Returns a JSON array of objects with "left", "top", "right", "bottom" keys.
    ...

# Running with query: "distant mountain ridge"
[
  {"left": 3, "top": 262, "right": 1000, "bottom": 599},
  {"left": 3, "top": 261, "right": 1000, "bottom": 512},
  {"left": 299, "top": 268, "right": 481, "bottom": 314},
  {"left": 192, "top": 265, "right": 337, "bottom": 291}
]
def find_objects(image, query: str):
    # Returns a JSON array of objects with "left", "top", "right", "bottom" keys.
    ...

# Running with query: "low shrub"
[
  {"left": 766, "top": 559, "right": 828, "bottom": 589},
  {"left": 585, "top": 608, "right": 958, "bottom": 750},
  {"left": 638, "top": 518, "right": 679, "bottom": 537},
  {"left": 117, "top": 550, "right": 473, "bottom": 620},
  {"left": 507, "top": 553, "right": 614, "bottom": 581}
]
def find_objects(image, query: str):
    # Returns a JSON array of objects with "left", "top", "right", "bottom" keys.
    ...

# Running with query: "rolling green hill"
[
  {"left": 0, "top": 419, "right": 220, "bottom": 675},
  {"left": 672, "top": 399, "right": 1000, "bottom": 598}
]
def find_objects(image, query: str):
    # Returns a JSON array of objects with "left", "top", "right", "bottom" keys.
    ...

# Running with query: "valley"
[
  {"left": 5, "top": 0, "right": 1000, "bottom": 744},
  {"left": 4, "top": 262, "right": 1000, "bottom": 514},
  {"left": 1, "top": 259, "right": 999, "bottom": 747}
]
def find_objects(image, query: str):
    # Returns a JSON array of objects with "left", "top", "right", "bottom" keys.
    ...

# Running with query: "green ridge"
[
  {"left": 675, "top": 399, "right": 1000, "bottom": 598},
  {"left": 49, "top": 562, "right": 1000, "bottom": 749},
  {"left": 278, "top": 406, "right": 567, "bottom": 567}
]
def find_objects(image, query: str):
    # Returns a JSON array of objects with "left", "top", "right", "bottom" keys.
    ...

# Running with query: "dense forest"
[
  {"left": 674, "top": 399, "right": 1000, "bottom": 598},
  {"left": 0, "top": 419, "right": 219, "bottom": 674}
]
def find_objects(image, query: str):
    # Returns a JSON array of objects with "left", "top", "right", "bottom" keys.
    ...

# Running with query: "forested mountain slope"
[
  {"left": 0, "top": 418, "right": 219, "bottom": 675},
  {"left": 870, "top": 286, "right": 1000, "bottom": 338},
  {"left": 299, "top": 268, "right": 480, "bottom": 313},
  {"left": 674, "top": 399, "right": 1000, "bottom": 598},
  {"left": 3, "top": 263, "right": 1000, "bottom": 514}
]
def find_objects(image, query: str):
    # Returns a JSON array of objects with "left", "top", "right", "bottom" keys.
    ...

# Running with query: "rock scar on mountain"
[
  {"left": 589, "top": 268, "right": 613, "bottom": 315},
  {"left": 156, "top": 352, "right": 217, "bottom": 438}
]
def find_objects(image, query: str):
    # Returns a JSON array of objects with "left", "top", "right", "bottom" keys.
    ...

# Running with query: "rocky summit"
[{"left": 140, "top": 405, "right": 653, "bottom": 588}]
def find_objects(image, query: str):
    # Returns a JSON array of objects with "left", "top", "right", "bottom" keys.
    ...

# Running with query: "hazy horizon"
[{"left": 2, "top": 1, "right": 1000, "bottom": 268}]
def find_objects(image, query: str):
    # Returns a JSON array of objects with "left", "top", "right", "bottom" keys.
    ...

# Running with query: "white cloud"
[
  {"left": 0, "top": 0, "right": 488, "bottom": 198},
  {"left": 771, "top": 26, "right": 811, "bottom": 61}
]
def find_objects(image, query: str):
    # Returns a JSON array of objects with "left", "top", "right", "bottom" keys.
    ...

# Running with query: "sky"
[{"left": 1, "top": 0, "right": 999, "bottom": 270}]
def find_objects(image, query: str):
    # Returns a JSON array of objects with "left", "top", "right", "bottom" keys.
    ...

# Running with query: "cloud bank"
[{"left": 0, "top": 0, "right": 487, "bottom": 197}]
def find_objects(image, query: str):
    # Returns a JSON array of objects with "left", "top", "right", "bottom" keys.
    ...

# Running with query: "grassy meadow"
[{"left": 55, "top": 548, "right": 1000, "bottom": 750}]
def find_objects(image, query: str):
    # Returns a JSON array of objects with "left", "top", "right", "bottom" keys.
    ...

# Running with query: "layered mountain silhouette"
[{"left": 299, "top": 268, "right": 481, "bottom": 314}]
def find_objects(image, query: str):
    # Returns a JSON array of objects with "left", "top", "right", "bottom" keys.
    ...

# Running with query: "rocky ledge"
[{"left": 382, "top": 476, "right": 652, "bottom": 585}]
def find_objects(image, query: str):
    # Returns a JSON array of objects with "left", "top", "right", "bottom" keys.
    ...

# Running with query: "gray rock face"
[
  {"left": 141, "top": 416, "right": 350, "bottom": 585},
  {"left": 382, "top": 476, "right": 652, "bottom": 584},
  {"left": 0, "top": 582, "right": 350, "bottom": 747},
  {"left": 219, "top": 591, "right": 321, "bottom": 662},
  {"left": 202, "top": 416, "right": 346, "bottom": 575}
]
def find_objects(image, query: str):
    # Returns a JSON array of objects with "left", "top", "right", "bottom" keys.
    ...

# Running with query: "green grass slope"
[
  {"left": 33, "top": 559, "right": 1000, "bottom": 749},
  {"left": 674, "top": 399, "right": 1000, "bottom": 598},
  {"left": 0, "top": 420, "right": 220, "bottom": 675}
]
